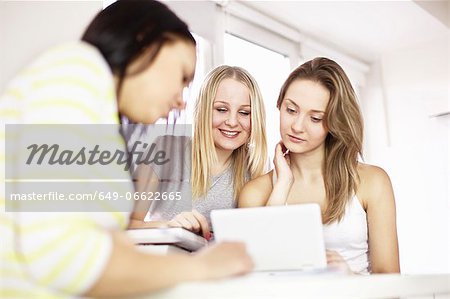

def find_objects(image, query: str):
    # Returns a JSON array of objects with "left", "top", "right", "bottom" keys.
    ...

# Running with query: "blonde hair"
[
  {"left": 277, "top": 57, "right": 363, "bottom": 223},
  {"left": 192, "top": 65, "right": 267, "bottom": 199}
]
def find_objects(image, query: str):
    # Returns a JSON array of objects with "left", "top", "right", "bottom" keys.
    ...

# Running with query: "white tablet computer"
[{"left": 211, "top": 204, "right": 327, "bottom": 272}]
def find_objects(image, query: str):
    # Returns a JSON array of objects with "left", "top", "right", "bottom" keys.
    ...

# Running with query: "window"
[{"left": 224, "top": 33, "right": 291, "bottom": 159}]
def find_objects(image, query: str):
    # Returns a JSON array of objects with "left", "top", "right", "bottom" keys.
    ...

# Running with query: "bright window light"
[{"left": 224, "top": 33, "right": 291, "bottom": 161}]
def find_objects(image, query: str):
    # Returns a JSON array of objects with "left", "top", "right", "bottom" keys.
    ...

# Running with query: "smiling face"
[
  {"left": 212, "top": 78, "right": 252, "bottom": 156},
  {"left": 117, "top": 39, "right": 196, "bottom": 124},
  {"left": 279, "top": 79, "right": 330, "bottom": 155}
]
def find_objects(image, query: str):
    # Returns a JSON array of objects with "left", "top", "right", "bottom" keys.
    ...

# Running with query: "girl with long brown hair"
[{"left": 239, "top": 57, "right": 399, "bottom": 274}]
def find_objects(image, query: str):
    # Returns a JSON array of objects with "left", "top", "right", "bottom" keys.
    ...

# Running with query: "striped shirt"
[{"left": 0, "top": 42, "right": 134, "bottom": 297}]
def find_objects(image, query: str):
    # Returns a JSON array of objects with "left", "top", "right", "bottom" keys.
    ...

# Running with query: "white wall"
[
  {"left": 0, "top": 1, "right": 102, "bottom": 91},
  {"left": 361, "top": 37, "right": 449, "bottom": 274}
]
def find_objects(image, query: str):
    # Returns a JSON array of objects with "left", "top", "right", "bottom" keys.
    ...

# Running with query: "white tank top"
[
  {"left": 272, "top": 171, "right": 370, "bottom": 274},
  {"left": 323, "top": 196, "right": 370, "bottom": 275}
]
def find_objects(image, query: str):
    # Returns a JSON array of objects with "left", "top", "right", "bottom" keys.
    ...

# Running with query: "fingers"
[
  {"left": 168, "top": 212, "right": 197, "bottom": 232},
  {"left": 326, "top": 250, "right": 353, "bottom": 274},
  {"left": 274, "top": 142, "right": 283, "bottom": 158},
  {"left": 168, "top": 215, "right": 191, "bottom": 230},
  {"left": 326, "top": 250, "right": 343, "bottom": 262},
  {"left": 169, "top": 211, "right": 211, "bottom": 239},
  {"left": 273, "top": 142, "right": 293, "bottom": 185},
  {"left": 284, "top": 151, "right": 291, "bottom": 166},
  {"left": 200, "top": 241, "right": 254, "bottom": 277},
  {"left": 192, "top": 210, "right": 211, "bottom": 239},
  {"left": 273, "top": 143, "right": 283, "bottom": 168},
  {"left": 221, "top": 241, "right": 254, "bottom": 275},
  {"left": 274, "top": 142, "right": 291, "bottom": 160},
  {"left": 279, "top": 141, "right": 288, "bottom": 153}
]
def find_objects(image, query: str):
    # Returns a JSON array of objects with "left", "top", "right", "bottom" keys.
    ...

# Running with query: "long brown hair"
[{"left": 277, "top": 57, "right": 363, "bottom": 223}]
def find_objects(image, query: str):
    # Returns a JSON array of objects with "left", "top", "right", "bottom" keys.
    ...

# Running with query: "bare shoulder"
[
  {"left": 358, "top": 163, "right": 392, "bottom": 186},
  {"left": 357, "top": 163, "right": 394, "bottom": 208},
  {"left": 238, "top": 171, "right": 274, "bottom": 207}
]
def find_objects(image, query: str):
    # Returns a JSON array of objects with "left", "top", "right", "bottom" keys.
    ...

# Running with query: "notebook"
[
  {"left": 126, "top": 227, "right": 207, "bottom": 252},
  {"left": 211, "top": 204, "right": 327, "bottom": 272}
]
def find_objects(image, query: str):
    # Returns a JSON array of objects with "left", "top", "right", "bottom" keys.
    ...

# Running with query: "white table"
[{"left": 145, "top": 273, "right": 450, "bottom": 299}]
